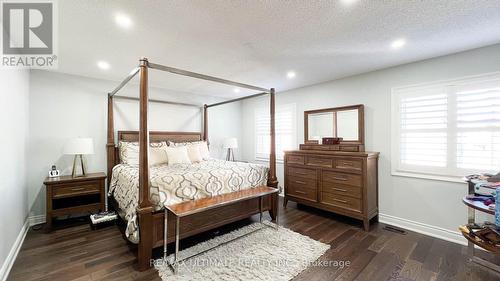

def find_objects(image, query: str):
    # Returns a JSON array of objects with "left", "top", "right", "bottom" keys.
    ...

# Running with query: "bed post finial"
[
  {"left": 139, "top": 57, "right": 149, "bottom": 67},
  {"left": 268, "top": 88, "right": 278, "bottom": 188},
  {"left": 203, "top": 104, "right": 209, "bottom": 143}
]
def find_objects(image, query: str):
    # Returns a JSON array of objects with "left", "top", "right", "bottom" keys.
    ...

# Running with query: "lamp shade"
[
  {"left": 223, "top": 138, "right": 238, "bottom": 149},
  {"left": 63, "top": 138, "right": 94, "bottom": 155}
]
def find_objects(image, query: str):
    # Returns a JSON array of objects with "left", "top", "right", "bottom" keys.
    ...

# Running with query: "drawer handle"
[
  {"left": 332, "top": 198, "right": 348, "bottom": 203},
  {"left": 70, "top": 187, "right": 87, "bottom": 191},
  {"left": 295, "top": 172, "right": 308, "bottom": 175},
  {"left": 294, "top": 180, "right": 307, "bottom": 185},
  {"left": 332, "top": 188, "right": 347, "bottom": 192},
  {"left": 341, "top": 162, "right": 353, "bottom": 166},
  {"left": 332, "top": 176, "right": 347, "bottom": 181},
  {"left": 295, "top": 190, "right": 307, "bottom": 195}
]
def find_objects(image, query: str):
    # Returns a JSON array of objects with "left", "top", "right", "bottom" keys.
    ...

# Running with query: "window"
[
  {"left": 392, "top": 72, "right": 500, "bottom": 181},
  {"left": 255, "top": 103, "right": 296, "bottom": 161}
]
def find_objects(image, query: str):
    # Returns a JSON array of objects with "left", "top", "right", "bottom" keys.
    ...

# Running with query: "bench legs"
[
  {"left": 175, "top": 216, "right": 180, "bottom": 273},
  {"left": 163, "top": 209, "right": 180, "bottom": 274}
]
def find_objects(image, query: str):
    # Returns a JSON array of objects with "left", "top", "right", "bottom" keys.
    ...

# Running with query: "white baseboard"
[
  {"left": 379, "top": 213, "right": 466, "bottom": 246},
  {"left": 0, "top": 220, "right": 29, "bottom": 281},
  {"left": 28, "top": 215, "right": 46, "bottom": 226}
]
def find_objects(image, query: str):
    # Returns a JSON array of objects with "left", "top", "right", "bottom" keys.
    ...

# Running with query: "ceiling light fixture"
[
  {"left": 115, "top": 13, "right": 132, "bottom": 29},
  {"left": 286, "top": 71, "right": 296, "bottom": 79},
  {"left": 97, "top": 61, "right": 110, "bottom": 70},
  {"left": 340, "top": 0, "right": 358, "bottom": 5},
  {"left": 391, "top": 38, "right": 406, "bottom": 49},
  {"left": 233, "top": 88, "right": 240, "bottom": 93}
]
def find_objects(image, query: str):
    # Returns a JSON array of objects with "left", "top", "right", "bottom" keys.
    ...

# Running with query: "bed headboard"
[
  {"left": 117, "top": 130, "right": 202, "bottom": 143},
  {"left": 111, "top": 131, "right": 202, "bottom": 167}
]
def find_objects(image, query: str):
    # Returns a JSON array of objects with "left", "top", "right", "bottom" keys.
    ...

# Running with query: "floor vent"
[{"left": 383, "top": 225, "right": 407, "bottom": 235}]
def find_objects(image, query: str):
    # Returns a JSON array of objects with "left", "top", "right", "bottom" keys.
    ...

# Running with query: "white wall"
[
  {"left": 241, "top": 43, "right": 500, "bottom": 243},
  {"left": 0, "top": 69, "right": 30, "bottom": 280},
  {"left": 28, "top": 70, "right": 241, "bottom": 218}
]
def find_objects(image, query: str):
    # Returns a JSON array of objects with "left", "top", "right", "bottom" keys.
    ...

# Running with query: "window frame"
[{"left": 391, "top": 71, "right": 500, "bottom": 182}]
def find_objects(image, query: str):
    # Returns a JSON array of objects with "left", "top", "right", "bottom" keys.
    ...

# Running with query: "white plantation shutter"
[
  {"left": 255, "top": 103, "right": 296, "bottom": 160},
  {"left": 400, "top": 93, "right": 448, "bottom": 167},
  {"left": 392, "top": 73, "right": 500, "bottom": 181},
  {"left": 456, "top": 87, "right": 500, "bottom": 170}
]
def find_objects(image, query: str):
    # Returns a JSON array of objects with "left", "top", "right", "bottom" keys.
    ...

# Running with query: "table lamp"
[
  {"left": 64, "top": 138, "right": 94, "bottom": 177},
  {"left": 223, "top": 138, "right": 238, "bottom": 161}
]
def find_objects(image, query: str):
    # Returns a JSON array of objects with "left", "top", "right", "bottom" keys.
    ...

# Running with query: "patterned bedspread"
[{"left": 109, "top": 159, "right": 269, "bottom": 243}]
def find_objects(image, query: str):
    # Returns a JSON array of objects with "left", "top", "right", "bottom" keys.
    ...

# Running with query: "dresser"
[{"left": 284, "top": 149, "right": 379, "bottom": 231}]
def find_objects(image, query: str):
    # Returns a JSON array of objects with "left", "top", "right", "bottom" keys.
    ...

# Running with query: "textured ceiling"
[{"left": 56, "top": 0, "right": 500, "bottom": 98}]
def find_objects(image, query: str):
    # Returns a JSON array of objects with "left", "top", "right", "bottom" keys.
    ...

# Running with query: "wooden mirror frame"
[{"left": 304, "top": 104, "right": 365, "bottom": 145}]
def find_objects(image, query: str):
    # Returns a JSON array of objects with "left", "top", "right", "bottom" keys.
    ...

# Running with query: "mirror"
[{"left": 304, "top": 104, "right": 364, "bottom": 144}]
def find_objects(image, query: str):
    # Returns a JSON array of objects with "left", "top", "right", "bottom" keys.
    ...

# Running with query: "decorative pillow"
[
  {"left": 149, "top": 147, "right": 168, "bottom": 166},
  {"left": 165, "top": 146, "right": 191, "bottom": 165},
  {"left": 118, "top": 141, "right": 167, "bottom": 165},
  {"left": 169, "top": 140, "right": 210, "bottom": 160},
  {"left": 186, "top": 144, "right": 203, "bottom": 163},
  {"left": 198, "top": 141, "right": 210, "bottom": 160}
]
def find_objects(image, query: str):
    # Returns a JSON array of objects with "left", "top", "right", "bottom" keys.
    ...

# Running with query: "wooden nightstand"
[{"left": 44, "top": 172, "right": 106, "bottom": 231}]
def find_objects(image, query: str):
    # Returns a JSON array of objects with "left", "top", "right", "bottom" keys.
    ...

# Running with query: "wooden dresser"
[{"left": 284, "top": 149, "right": 379, "bottom": 231}]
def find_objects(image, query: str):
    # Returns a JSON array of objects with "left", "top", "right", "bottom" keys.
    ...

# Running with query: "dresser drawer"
[
  {"left": 322, "top": 171, "right": 362, "bottom": 187},
  {"left": 288, "top": 176, "right": 316, "bottom": 190},
  {"left": 334, "top": 159, "right": 363, "bottom": 173},
  {"left": 306, "top": 157, "right": 332, "bottom": 168},
  {"left": 287, "top": 167, "right": 317, "bottom": 180},
  {"left": 321, "top": 193, "right": 362, "bottom": 213},
  {"left": 52, "top": 181, "right": 101, "bottom": 199},
  {"left": 287, "top": 180, "right": 317, "bottom": 201},
  {"left": 322, "top": 183, "right": 361, "bottom": 199},
  {"left": 287, "top": 154, "right": 305, "bottom": 165},
  {"left": 339, "top": 145, "right": 359, "bottom": 152}
]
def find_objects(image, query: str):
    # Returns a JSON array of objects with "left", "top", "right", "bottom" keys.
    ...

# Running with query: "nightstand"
[{"left": 44, "top": 172, "right": 106, "bottom": 231}]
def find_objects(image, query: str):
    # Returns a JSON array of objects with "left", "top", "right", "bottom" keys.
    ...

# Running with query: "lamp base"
[
  {"left": 225, "top": 148, "right": 235, "bottom": 162},
  {"left": 71, "top": 154, "right": 88, "bottom": 177}
]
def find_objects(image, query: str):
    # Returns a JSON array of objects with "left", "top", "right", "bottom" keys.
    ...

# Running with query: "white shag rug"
[{"left": 155, "top": 222, "right": 329, "bottom": 281}]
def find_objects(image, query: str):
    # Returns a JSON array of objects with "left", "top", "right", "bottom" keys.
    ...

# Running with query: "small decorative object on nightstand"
[
  {"left": 44, "top": 172, "right": 106, "bottom": 231},
  {"left": 224, "top": 137, "right": 238, "bottom": 161}
]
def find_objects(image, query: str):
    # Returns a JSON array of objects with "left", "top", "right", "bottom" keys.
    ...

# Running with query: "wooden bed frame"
[{"left": 106, "top": 58, "right": 278, "bottom": 271}]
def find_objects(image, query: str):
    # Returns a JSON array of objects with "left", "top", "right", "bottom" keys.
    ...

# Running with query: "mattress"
[{"left": 109, "top": 159, "right": 269, "bottom": 243}]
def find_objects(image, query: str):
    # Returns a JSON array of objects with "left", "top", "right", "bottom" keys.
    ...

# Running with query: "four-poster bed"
[{"left": 106, "top": 58, "right": 278, "bottom": 271}]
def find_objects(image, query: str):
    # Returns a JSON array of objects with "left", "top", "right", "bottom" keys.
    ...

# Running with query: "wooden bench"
[{"left": 163, "top": 186, "right": 279, "bottom": 274}]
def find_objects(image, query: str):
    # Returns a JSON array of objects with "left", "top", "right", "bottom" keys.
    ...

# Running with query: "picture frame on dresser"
[{"left": 284, "top": 104, "right": 379, "bottom": 231}]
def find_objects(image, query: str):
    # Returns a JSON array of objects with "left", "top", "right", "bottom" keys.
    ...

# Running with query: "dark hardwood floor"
[{"left": 8, "top": 198, "right": 500, "bottom": 281}]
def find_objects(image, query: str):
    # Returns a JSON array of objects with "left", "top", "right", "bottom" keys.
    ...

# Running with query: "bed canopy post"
[
  {"left": 137, "top": 57, "right": 153, "bottom": 271},
  {"left": 268, "top": 88, "right": 278, "bottom": 221},
  {"left": 268, "top": 88, "right": 278, "bottom": 188},
  {"left": 106, "top": 95, "right": 115, "bottom": 185},
  {"left": 203, "top": 104, "right": 208, "bottom": 142}
]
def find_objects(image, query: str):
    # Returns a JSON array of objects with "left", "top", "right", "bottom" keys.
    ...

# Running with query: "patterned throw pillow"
[{"left": 118, "top": 141, "right": 167, "bottom": 165}]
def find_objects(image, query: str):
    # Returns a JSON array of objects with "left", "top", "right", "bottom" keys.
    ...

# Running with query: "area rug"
[{"left": 155, "top": 221, "right": 330, "bottom": 281}]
